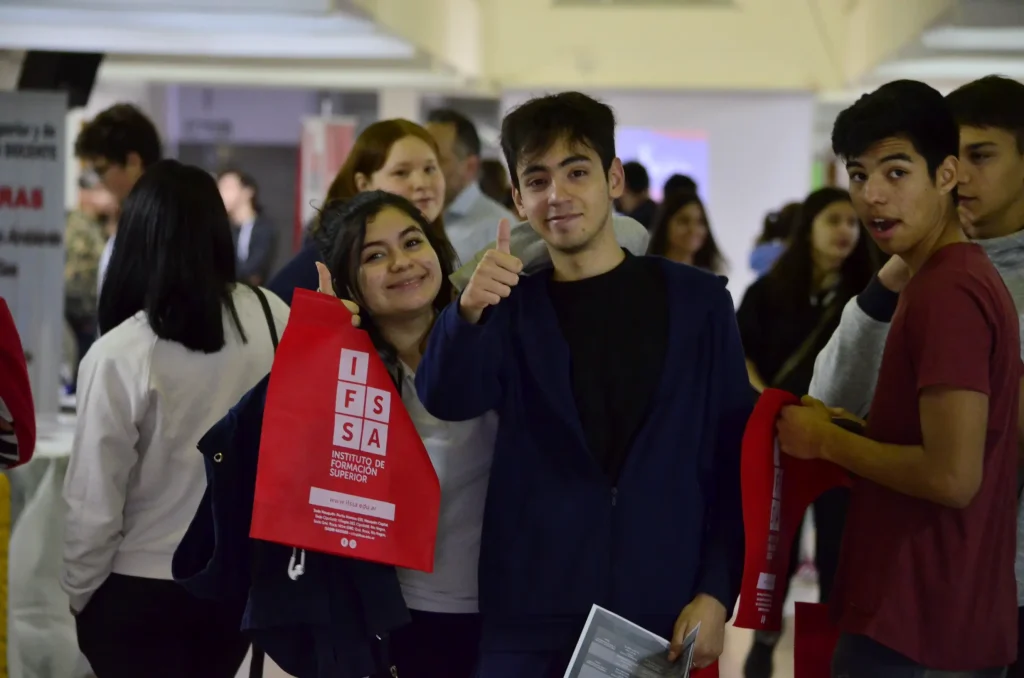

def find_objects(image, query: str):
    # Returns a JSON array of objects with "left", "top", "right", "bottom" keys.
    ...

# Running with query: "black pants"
[
  {"left": 833, "top": 633, "right": 1007, "bottom": 678},
  {"left": 389, "top": 610, "right": 482, "bottom": 678},
  {"left": 75, "top": 574, "right": 250, "bottom": 678},
  {"left": 1008, "top": 607, "right": 1024, "bottom": 678}
]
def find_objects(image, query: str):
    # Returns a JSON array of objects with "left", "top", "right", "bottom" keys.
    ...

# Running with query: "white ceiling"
[{"left": 0, "top": 5, "right": 413, "bottom": 60}]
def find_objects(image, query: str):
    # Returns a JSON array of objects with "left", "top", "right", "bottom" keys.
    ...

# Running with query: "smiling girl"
[{"left": 316, "top": 190, "right": 495, "bottom": 678}]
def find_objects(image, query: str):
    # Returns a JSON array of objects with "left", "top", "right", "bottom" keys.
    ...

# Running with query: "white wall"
[
  {"left": 173, "top": 86, "right": 320, "bottom": 146},
  {"left": 500, "top": 90, "right": 817, "bottom": 302}
]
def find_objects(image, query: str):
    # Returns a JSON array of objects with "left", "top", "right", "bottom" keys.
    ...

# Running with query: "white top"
[
  {"left": 61, "top": 285, "right": 290, "bottom": 612},
  {"left": 396, "top": 365, "right": 497, "bottom": 614},
  {"left": 97, "top": 235, "right": 114, "bottom": 296}
]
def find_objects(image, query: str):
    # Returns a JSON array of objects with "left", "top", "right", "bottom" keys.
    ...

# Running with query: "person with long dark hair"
[
  {"left": 61, "top": 159, "right": 289, "bottom": 677},
  {"left": 737, "top": 186, "right": 878, "bottom": 678},
  {"left": 315, "top": 190, "right": 494, "bottom": 677},
  {"left": 646, "top": 191, "right": 726, "bottom": 273}
]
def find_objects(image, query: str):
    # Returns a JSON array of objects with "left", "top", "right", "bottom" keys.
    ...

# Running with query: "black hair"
[
  {"left": 832, "top": 80, "right": 959, "bottom": 179},
  {"left": 663, "top": 173, "right": 697, "bottom": 199},
  {"left": 315, "top": 190, "right": 458, "bottom": 371},
  {"left": 427, "top": 108, "right": 482, "bottom": 158},
  {"left": 98, "top": 159, "right": 245, "bottom": 352},
  {"left": 500, "top": 92, "right": 616, "bottom": 190},
  {"left": 217, "top": 167, "right": 263, "bottom": 215},
  {"left": 947, "top": 75, "right": 1024, "bottom": 153},
  {"left": 646, "top": 190, "right": 725, "bottom": 273},
  {"left": 764, "top": 187, "right": 878, "bottom": 312},
  {"left": 622, "top": 161, "right": 650, "bottom": 193},
  {"left": 75, "top": 103, "right": 162, "bottom": 168},
  {"left": 758, "top": 201, "right": 801, "bottom": 244}
]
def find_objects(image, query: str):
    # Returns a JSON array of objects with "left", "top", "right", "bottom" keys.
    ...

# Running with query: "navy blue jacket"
[
  {"left": 173, "top": 375, "right": 409, "bottom": 678},
  {"left": 415, "top": 258, "right": 752, "bottom": 651}
]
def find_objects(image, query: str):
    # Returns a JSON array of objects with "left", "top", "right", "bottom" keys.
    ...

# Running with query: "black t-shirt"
[
  {"left": 548, "top": 252, "right": 669, "bottom": 484},
  {"left": 736, "top": 275, "right": 844, "bottom": 395}
]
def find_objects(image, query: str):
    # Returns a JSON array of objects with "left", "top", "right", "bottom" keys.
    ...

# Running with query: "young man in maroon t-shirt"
[{"left": 777, "top": 79, "right": 1021, "bottom": 676}]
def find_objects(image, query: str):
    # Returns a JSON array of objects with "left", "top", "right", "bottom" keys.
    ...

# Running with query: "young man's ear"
[
  {"left": 608, "top": 158, "right": 625, "bottom": 200},
  {"left": 937, "top": 156, "right": 959, "bottom": 197}
]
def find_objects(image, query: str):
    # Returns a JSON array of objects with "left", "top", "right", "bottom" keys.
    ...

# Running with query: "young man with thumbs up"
[{"left": 415, "top": 92, "right": 753, "bottom": 677}]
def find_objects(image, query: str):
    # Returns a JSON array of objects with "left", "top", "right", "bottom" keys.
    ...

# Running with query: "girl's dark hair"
[
  {"left": 315, "top": 190, "right": 457, "bottom": 369},
  {"left": 646, "top": 191, "right": 726, "bottom": 274},
  {"left": 98, "top": 159, "right": 245, "bottom": 352},
  {"left": 758, "top": 201, "right": 801, "bottom": 244},
  {"left": 764, "top": 187, "right": 879, "bottom": 311}
]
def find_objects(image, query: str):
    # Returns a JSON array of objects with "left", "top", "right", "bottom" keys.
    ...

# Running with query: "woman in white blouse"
[{"left": 61, "top": 159, "right": 289, "bottom": 678}]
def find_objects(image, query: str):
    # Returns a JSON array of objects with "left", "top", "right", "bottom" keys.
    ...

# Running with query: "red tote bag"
[
  {"left": 794, "top": 602, "right": 840, "bottom": 678},
  {"left": 251, "top": 289, "right": 441, "bottom": 572}
]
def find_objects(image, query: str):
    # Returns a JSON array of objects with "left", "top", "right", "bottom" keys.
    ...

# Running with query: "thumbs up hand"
[
  {"left": 315, "top": 262, "right": 362, "bottom": 327},
  {"left": 458, "top": 218, "right": 524, "bottom": 325}
]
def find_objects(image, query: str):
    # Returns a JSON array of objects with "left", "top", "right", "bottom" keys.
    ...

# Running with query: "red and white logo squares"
[
  {"left": 333, "top": 349, "right": 392, "bottom": 456},
  {"left": 361, "top": 421, "right": 388, "bottom": 456},
  {"left": 364, "top": 387, "right": 391, "bottom": 423},
  {"left": 334, "top": 415, "right": 363, "bottom": 450},
  {"left": 336, "top": 382, "right": 366, "bottom": 417},
  {"left": 339, "top": 348, "right": 369, "bottom": 384}
]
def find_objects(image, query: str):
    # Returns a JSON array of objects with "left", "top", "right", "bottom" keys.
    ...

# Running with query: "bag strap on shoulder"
[
  {"left": 245, "top": 284, "right": 279, "bottom": 352},
  {"left": 242, "top": 283, "right": 276, "bottom": 678}
]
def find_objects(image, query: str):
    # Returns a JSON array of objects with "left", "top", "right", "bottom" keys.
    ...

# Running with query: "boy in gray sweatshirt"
[{"left": 810, "top": 75, "right": 1024, "bottom": 674}]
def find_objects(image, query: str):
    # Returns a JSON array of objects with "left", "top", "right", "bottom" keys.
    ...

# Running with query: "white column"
[{"left": 378, "top": 88, "right": 421, "bottom": 123}]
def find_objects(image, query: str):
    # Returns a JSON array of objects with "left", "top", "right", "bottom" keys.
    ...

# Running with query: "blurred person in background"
[
  {"left": 750, "top": 201, "right": 800, "bottom": 278},
  {"left": 646, "top": 190, "right": 726, "bottom": 273},
  {"left": 61, "top": 159, "right": 289, "bottom": 677},
  {"left": 426, "top": 108, "right": 516, "bottom": 264},
  {"left": 616, "top": 161, "right": 658, "bottom": 229},
  {"left": 479, "top": 158, "right": 515, "bottom": 213},
  {"left": 74, "top": 103, "right": 163, "bottom": 295},
  {"left": 218, "top": 168, "right": 277, "bottom": 286},
  {"left": 735, "top": 187, "right": 878, "bottom": 678},
  {"left": 64, "top": 174, "right": 117, "bottom": 374},
  {"left": 268, "top": 118, "right": 449, "bottom": 305},
  {"left": 662, "top": 173, "right": 697, "bottom": 200}
]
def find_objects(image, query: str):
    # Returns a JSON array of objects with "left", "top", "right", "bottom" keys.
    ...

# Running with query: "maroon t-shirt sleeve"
[{"left": 905, "top": 277, "right": 992, "bottom": 396}]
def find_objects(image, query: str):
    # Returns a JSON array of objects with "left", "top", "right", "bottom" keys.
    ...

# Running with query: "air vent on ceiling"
[{"left": 553, "top": 0, "right": 735, "bottom": 6}]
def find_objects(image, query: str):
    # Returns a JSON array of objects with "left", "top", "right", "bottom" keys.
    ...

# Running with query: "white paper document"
[{"left": 563, "top": 605, "right": 700, "bottom": 678}]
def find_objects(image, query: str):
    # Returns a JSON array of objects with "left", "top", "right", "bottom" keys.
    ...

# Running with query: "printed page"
[{"left": 563, "top": 605, "right": 699, "bottom": 678}]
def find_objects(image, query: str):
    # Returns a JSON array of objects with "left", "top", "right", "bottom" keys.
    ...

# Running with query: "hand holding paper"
[
  {"left": 670, "top": 594, "right": 724, "bottom": 668},
  {"left": 458, "top": 218, "right": 524, "bottom": 325},
  {"left": 315, "top": 261, "right": 362, "bottom": 326}
]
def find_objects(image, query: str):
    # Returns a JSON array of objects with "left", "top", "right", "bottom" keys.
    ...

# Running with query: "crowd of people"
[{"left": 0, "top": 71, "right": 1021, "bottom": 678}]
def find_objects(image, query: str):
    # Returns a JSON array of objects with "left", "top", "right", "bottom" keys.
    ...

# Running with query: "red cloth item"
[
  {"left": 251, "top": 289, "right": 441, "bottom": 571},
  {"left": 0, "top": 298, "right": 35, "bottom": 468},
  {"left": 734, "top": 388, "right": 851, "bottom": 632},
  {"left": 794, "top": 602, "right": 840, "bottom": 678},
  {"left": 692, "top": 662, "right": 718, "bottom": 678}
]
